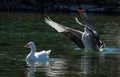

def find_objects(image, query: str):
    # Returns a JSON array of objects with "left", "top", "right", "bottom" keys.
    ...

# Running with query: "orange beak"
[
  {"left": 24, "top": 44, "right": 29, "bottom": 48},
  {"left": 77, "top": 9, "right": 84, "bottom": 14}
]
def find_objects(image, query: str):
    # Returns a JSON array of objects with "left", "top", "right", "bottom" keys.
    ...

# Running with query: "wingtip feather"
[{"left": 44, "top": 17, "right": 67, "bottom": 32}]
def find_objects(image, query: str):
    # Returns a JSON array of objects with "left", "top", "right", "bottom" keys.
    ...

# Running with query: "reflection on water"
[
  {"left": 25, "top": 59, "right": 50, "bottom": 77},
  {"left": 25, "top": 58, "right": 67, "bottom": 77},
  {"left": 47, "top": 59, "right": 67, "bottom": 77},
  {"left": 0, "top": 48, "right": 119, "bottom": 77},
  {"left": 26, "top": 61, "right": 35, "bottom": 77},
  {"left": 24, "top": 49, "right": 120, "bottom": 77}
]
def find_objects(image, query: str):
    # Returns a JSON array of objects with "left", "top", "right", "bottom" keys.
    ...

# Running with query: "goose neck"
[{"left": 30, "top": 45, "right": 36, "bottom": 54}]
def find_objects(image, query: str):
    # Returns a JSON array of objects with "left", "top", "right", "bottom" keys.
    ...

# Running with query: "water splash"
[{"left": 100, "top": 47, "right": 120, "bottom": 54}]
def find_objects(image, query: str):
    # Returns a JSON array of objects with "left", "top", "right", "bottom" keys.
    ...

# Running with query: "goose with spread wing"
[{"left": 44, "top": 9, "right": 105, "bottom": 51}]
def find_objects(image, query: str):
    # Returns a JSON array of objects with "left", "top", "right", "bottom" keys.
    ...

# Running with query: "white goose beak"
[{"left": 24, "top": 44, "right": 29, "bottom": 48}]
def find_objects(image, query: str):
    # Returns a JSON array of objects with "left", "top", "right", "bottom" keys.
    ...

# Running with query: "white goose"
[{"left": 24, "top": 42, "right": 51, "bottom": 65}]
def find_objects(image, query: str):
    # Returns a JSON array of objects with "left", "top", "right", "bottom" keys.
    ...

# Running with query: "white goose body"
[{"left": 24, "top": 42, "right": 51, "bottom": 64}]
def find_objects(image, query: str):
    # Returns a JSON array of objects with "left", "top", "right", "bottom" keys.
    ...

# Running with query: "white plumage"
[{"left": 24, "top": 42, "right": 51, "bottom": 65}]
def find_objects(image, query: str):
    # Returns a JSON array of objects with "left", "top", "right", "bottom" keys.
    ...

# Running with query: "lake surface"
[{"left": 0, "top": 13, "right": 120, "bottom": 77}]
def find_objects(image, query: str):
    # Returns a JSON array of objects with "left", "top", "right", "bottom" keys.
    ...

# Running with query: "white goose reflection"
[
  {"left": 26, "top": 61, "right": 35, "bottom": 77},
  {"left": 25, "top": 60, "right": 50, "bottom": 77},
  {"left": 25, "top": 58, "right": 66, "bottom": 77}
]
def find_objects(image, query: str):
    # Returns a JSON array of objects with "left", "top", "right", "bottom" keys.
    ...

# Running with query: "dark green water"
[{"left": 0, "top": 13, "right": 120, "bottom": 77}]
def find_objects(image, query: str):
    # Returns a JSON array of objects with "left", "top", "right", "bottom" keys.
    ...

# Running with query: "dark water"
[
  {"left": 1, "top": 52, "right": 120, "bottom": 77},
  {"left": 0, "top": 14, "right": 120, "bottom": 77}
]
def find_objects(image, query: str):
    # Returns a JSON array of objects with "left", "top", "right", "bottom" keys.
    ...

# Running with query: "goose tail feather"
[{"left": 46, "top": 50, "right": 51, "bottom": 55}]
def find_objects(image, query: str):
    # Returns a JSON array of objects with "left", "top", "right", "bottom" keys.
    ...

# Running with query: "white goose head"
[{"left": 24, "top": 42, "right": 36, "bottom": 49}]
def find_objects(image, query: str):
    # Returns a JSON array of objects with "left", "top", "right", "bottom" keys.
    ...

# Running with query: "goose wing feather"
[{"left": 45, "top": 17, "right": 84, "bottom": 49}]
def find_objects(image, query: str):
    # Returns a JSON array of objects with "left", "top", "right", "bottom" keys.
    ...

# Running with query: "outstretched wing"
[{"left": 44, "top": 17, "right": 84, "bottom": 49}]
